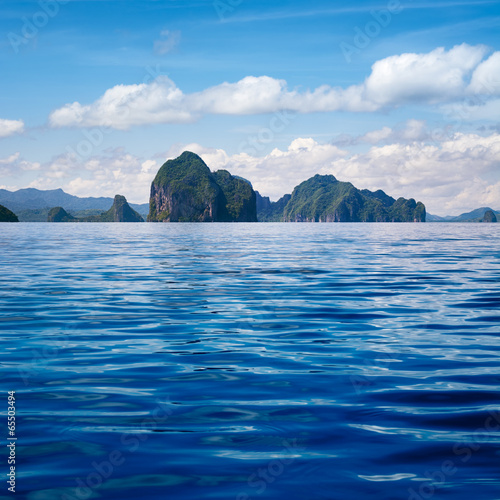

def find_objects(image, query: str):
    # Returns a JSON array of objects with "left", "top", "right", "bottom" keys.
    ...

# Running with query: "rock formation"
[
  {"left": 257, "top": 174, "right": 426, "bottom": 222},
  {"left": 95, "top": 195, "right": 144, "bottom": 222},
  {"left": 148, "top": 151, "right": 257, "bottom": 222}
]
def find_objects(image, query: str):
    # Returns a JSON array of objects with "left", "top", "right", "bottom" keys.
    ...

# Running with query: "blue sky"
[{"left": 1, "top": 0, "right": 499, "bottom": 214}]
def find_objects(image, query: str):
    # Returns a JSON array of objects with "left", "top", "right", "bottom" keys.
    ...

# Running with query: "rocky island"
[
  {"left": 0, "top": 204, "right": 19, "bottom": 222},
  {"left": 148, "top": 151, "right": 257, "bottom": 222},
  {"left": 148, "top": 152, "right": 425, "bottom": 223},
  {"left": 257, "top": 174, "right": 426, "bottom": 222}
]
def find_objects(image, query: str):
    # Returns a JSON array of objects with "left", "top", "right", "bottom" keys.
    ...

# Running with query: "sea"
[{"left": 1, "top": 223, "right": 499, "bottom": 500}]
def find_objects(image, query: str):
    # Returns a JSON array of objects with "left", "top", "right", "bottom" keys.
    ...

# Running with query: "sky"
[{"left": 1, "top": 0, "right": 499, "bottom": 215}]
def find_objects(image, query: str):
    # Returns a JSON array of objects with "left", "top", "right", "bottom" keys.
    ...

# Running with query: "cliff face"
[
  {"left": 148, "top": 152, "right": 257, "bottom": 222},
  {"left": 212, "top": 170, "right": 257, "bottom": 222},
  {"left": 257, "top": 175, "right": 426, "bottom": 222},
  {"left": 0, "top": 204, "right": 18, "bottom": 222},
  {"left": 256, "top": 192, "right": 291, "bottom": 222}
]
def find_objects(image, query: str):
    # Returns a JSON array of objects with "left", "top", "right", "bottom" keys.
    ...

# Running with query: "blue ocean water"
[{"left": 1, "top": 223, "right": 499, "bottom": 500}]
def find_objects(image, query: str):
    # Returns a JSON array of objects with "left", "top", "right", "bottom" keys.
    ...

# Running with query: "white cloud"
[
  {"left": 195, "top": 132, "right": 500, "bottom": 215},
  {"left": 334, "top": 119, "right": 430, "bottom": 147},
  {"left": 49, "top": 45, "right": 500, "bottom": 130},
  {"left": 360, "top": 126, "right": 393, "bottom": 144},
  {"left": 154, "top": 30, "right": 181, "bottom": 55},
  {"left": 27, "top": 149, "right": 159, "bottom": 203},
  {"left": 13, "top": 131, "right": 500, "bottom": 216},
  {"left": 49, "top": 77, "right": 190, "bottom": 130},
  {"left": 0, "top": 152, "right": 40, "bottom": 176},
  {"left": 0, "top": 152, "right": 21, "bottom": 165},
  {"left": 0, "top": 119, "right": 25, "bottom": 138},
  {"left": 468, "top": 51, "right": 500, "bottom": 95},
  {"left": 362, "top": 44, "right": 488, "bottom": 106}
]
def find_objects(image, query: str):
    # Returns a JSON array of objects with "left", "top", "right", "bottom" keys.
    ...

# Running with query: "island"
[
  {"left": 0, "top": 204, "right": 19, "bottom": 222},
  {"left": 257, "top": 174, "right": 426, "bottom": 222},
  {"left": 148, "top": 152, "right": 425, "bottom": 223},
  {"left": 148, "top": 151, "right": 257, "bottom": 222}
]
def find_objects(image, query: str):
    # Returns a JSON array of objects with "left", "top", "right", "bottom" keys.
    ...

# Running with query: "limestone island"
[{"left": 147, "top": 152, "right": 426, "bottom": 223}]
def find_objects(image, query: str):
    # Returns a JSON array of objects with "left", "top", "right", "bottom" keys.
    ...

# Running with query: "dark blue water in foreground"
[{"left": 1, "top": 223, "right": 499, "bottom": 500}]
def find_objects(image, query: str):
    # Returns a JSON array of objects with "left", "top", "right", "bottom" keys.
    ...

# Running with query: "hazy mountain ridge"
[
  {"left": 0, "top": 188, "right": 149, "bottom": 221},
  {"left": 47, "top": 196, "right": 144, "bottom": 223},
  {"left": 427, "top": 207, "right": 500, "bottom": 222},
  {"left": 1, "top": 173, "right": 497, "bottom": 224}
]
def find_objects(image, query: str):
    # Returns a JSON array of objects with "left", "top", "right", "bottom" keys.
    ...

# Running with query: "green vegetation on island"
[
  {"left": 0, "top": 204, "right": 19, "bottom": 222},
  {"left": 48, "top": 207, "right": 77, "bottom": 222},
  {"left": 148, "top": 151, "right": 257, "bottom": 222},
  {"left": 7, "top": 157, "right": 500, "bottom": 225},
  {"left": 84, "top": 195, "right": 144, "bottom": 222},
  {"left": 257, "top": 174, "right": 426, "bottom": 222},
  {"left": 212, "top": 170, "right": 257, "bottom": 222}
]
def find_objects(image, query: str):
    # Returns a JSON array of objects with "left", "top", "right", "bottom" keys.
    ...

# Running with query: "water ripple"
[{"left": 1, "top": 223, "right": 499, "bottom": 499}]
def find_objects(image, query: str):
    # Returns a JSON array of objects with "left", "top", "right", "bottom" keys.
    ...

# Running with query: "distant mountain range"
[
  {"left": 47, "top": 195, "right": 144, "bottom": 223},
  {"left": 427, "top": 207, "right": 500, "bottom": 222},
  {"left": 1, "top": 185, "right": 497, "bottom": 224},
  {"left": 0, "top": 188, "right": 149, "bottom": 222}
]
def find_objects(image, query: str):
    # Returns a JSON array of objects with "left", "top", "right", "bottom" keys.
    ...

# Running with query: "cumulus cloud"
[
  {"left": 468, "top": 51, "right": 500, "bottom": 95},
  {"left": 334, "top": 119, "right": 431, "bottom": 147},
  {"left": 0, "top": 119, "right": 25, "bottom": 138},
  {"left": 49, "top": 76, "right": 190, "bottom": 130},
  {"left": 0, "top": 152, "right": 40, "bottom": 176},
  {"left": 13, "top": 131, "right": 500, "bottom": 216},
  {"left": 362, "top": 44, "right": 488, "bottom": 106},
  {"left": 27, "top": 149, "right": 159, "bottom": 203},
  {"left": 49, "top": 44, "right": 500, "bottom": 130},
  {"left": 195, "top": 132, "right": 500, "bottom": 215}
]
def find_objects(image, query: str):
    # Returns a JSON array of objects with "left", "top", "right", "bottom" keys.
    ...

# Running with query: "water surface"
[{"left": 0, "top": 223, "right": 499, "bottom": 500}]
